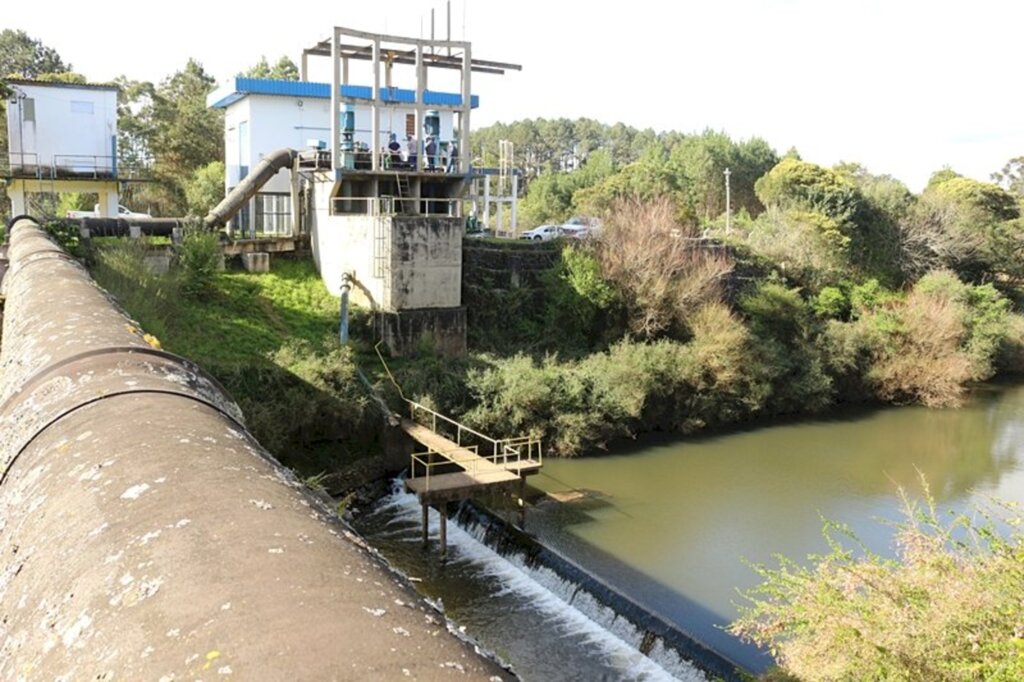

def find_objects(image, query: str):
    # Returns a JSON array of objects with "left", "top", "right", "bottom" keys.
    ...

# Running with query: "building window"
[
  {"left": 22, "top": 98, "right": 35, "bottom": 122},
  {"left": 255, "top": 193, "right": 291, "bottom": 235},
  {"left": 70, "top": 100, "right": 95, "bottom": 115},
  {"left": 405, "top": 113, "right": 415, "bottom": 138}
]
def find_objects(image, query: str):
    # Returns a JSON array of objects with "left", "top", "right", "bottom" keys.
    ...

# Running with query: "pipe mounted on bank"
[
  {"left": 204, "top": 148, "right": 298, "bottom": 228},
  {"left": 0, "top": 217, "right": 506, "bottom": 680}
]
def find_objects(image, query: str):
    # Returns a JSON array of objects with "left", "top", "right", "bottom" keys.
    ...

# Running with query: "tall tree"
[
  {"left": 992, "top": 156, "right": 1024, "bottom": 199},
  {"left": 134, "top": 59, "right": 223, "bottom": 215},
  {"left": 0, "top": 29, "right": 70, "bottom": 80},
  {"left": 113, "top": 77, "right": 158, "bottom": 171},
  {"left": 242, "top": 55, "right": 300, "bottom": 81}
]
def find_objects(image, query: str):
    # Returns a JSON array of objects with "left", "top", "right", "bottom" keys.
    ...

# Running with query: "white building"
[
  {"left": 207, "top": 77, "right": 472, "bottom": 236},
  {"left": 4, "top": 79, "right": 121, "bottom": 217}
]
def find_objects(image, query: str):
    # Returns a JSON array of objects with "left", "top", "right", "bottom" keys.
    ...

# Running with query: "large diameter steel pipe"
[
  {"left": 0, "top": 218, "right": 508, "bottom": 680},
  {"left": 204, "top": 148, "right": 298, "bottom": 229}
]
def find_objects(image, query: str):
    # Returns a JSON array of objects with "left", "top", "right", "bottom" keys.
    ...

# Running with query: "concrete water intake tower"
[{"left": 207, "top": 25, "right": 521, "bottom": 355}]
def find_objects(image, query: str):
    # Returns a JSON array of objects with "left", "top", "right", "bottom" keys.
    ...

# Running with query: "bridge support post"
[
  {"left": 518, "top": 476, "right": 527, "bottom": 529},
  {"left": 439, "top": 502, "right": 448, "bottom": 560},
  {"left": 421, "top": 501, "right": 429, "bottom": 548}
]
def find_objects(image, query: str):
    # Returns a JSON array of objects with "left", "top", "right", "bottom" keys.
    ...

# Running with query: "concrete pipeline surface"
[{"left": 0, "top": 217, "right": 510, "bottom": 681}]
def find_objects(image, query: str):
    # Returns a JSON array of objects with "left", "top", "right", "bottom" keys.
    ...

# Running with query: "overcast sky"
[{"left": 6, "top": 0, "right": 1022, "bottom": 191}]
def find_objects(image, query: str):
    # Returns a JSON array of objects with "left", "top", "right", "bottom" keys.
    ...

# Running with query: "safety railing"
[
  {"left": 2, "top": 153, "right": 121, "bottom": 179},
  {"left": 494, "top": 436, "right": 544, "bottom": 470},
  {"left": 0, "top": 152, "right": 39, "bottom": 176},
  {"left": 410, "top": 445, "right": 482, "bottom": 492},
  {"left": 330, "top": 196, "right": 461, "bottom": 217},
  {"left": 52, "top": 154, "right": 115, "bottom": 177},
  {"left": 407, "top": 400, "right": 542, "bottom": 471}
]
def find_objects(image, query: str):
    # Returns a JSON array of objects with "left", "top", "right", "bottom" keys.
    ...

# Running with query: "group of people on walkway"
[{"left": 384, "top": 133, "right": 459, "bottom": 172}]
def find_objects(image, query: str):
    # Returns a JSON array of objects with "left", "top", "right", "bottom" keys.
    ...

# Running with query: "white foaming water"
[{"left": 368, "top": 485, "right": 708, "bottom": 682}]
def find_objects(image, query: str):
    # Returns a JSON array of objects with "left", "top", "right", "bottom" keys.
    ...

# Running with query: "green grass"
[
  {"left": 91, "top": 247, "right": 378, "bottom": 480},
  {"left": 160, "top": 259, "right": 341, "bottom": 365}
]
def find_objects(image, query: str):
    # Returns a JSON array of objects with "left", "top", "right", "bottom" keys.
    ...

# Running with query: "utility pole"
[{"left": 724, "top": 167, "right": 732, "bottom": 234}]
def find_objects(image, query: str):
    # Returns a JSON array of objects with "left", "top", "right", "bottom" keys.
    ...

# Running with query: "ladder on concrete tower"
[
  {"left": 394, "top": 173, "right": 411, "bottom": 214},
  {"left": 372, "top": 216, "right": 390, "bottom": 308}
]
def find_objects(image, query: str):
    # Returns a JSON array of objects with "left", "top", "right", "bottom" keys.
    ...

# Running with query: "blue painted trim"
[{"left": 207, "top": 77, "right": 478, "bottom": 109}]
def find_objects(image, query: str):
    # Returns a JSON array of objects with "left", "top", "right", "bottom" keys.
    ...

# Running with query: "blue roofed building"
[{"left": 207, "top": 77, "right": 479, "bottom": 236}]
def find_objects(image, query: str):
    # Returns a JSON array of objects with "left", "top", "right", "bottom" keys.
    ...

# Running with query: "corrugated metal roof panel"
[{"left": 209, "top": 78, "right": 479, "bottom": 109}]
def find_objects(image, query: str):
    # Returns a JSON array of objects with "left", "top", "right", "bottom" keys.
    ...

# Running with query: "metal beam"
[
  {"left": 371, "top": 38, "right": 380, "bottom": 172},
  {"left": 331, "top": 27, "right": 340, "bottom": 172},
  {"left": 461, "top": 43, "right": 471, "bottom": 176},
  {"left": 304, "top": 40, "right": 521, "bottom": 74}
]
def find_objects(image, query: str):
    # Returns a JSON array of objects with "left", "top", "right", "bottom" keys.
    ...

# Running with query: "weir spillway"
[{"left": 0, "top": 217, "right": 509, "bottom": 680}]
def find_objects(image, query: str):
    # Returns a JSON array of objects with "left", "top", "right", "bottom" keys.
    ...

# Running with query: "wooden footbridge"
[{"left": 400, "top": 400, "right": 542, "bottom": 558}]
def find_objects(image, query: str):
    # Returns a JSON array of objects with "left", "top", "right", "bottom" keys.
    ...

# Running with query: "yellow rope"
[{"left": 374, "top": 340, "right": 407, "bottom": 401}]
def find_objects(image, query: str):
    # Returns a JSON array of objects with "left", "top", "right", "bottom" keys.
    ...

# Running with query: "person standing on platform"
[
  {"left": 387, "top": 132, "right": 403, "bottom": 168},
  {"left": 446, "top": 141, "right": 459, "bottom": 173},
  {"left": 425, "top": 135, "right": 438, "bottom": 171},
  {"left": 406, "top": 134, "right": 418, "bottom": 170}
]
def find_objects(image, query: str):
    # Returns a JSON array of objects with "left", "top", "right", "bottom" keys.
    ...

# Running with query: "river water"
[{"left": 352, "top": 382, "right": 1024, "bottom": 679}]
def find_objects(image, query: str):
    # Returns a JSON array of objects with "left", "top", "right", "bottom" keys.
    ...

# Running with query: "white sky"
[{"left": 6, "top": 0, "right": 1022, "bottom": 191}]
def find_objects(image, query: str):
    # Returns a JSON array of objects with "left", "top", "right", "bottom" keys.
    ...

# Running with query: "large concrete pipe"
[
  {"left": 0, "top": 218, "right": 508, "bottom": 680},
  {"left": 204, "top": 148, "right": 298, "bottom": 229}
]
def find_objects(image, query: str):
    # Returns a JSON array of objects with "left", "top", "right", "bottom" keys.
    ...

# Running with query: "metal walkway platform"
[{"left": 397, "top": 401, "right": 542, "bottom": 557}]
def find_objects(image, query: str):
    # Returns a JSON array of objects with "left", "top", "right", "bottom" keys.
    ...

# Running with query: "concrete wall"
[
  {"left": 389, "top": 216, "right": 462, "bottom": 310},
  {"left": 6, "top": 83, "right": 117, "bottom": 174},
  {"left": 378, "top": 307, "right": 467, "bottom": 357},
  {"left": 310, "top": 208, "right": 383, "bottom": 305},
  {"left": 310, "top": 180, "right": 462, "bottom": 312},
  {"left": 223, "top": 97, "right": 250, "bottom": 189}
]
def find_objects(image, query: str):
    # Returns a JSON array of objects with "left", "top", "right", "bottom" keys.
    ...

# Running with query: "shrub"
[
  {"left": 217, "top": 340, "right": 376, "bottom": 474},
  {"left": 175, "top": 222, "right": 221, "bottom": 298},
  {"left": 730, "top": 484, "right": 1024, "bottom": 682},
  {"left": 461, "top": 306, "right": 772, "bottom": 456},
  {"left": 42, "top": 218, "right": 87, "bottom": 258},
  {"left": 745, "top": 208, "right": 850, "bottom": 288},
  {"left": 540, "top": 245, "right": 623, "bottom": 352},
  {"left": 813, "top": 286, "right": 849, "bottom": 319},
  {"left": 740, "top": 282, "right": 834, "bottom": 413},
  {"left": 866, "top": 288, "right": 974, "bottom": 407},
  {"left": 92, "top": 238, "right": 177, "bottom": 342},
  {"left": 594, "top": 196, "right": 732, "bottom": 339},
  {"left": 832, "top": 271, "right": 1015, "bottom": 408}
]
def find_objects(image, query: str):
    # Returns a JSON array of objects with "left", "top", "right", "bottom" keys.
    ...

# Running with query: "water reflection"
[{"left": 530, "top": 383, "right": 1024, "bottom": 671}]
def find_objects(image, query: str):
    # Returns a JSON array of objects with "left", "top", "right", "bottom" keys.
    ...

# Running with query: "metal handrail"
[
  {"left": 410, "top": 445, "right": 481, "bottom": 492},
  {"left": 408, "top": 400, "right": 500, "bottom": 451},
  {"left": 330, "top": 196, "right": 461, "bottom": 217},
  {"left": 407, "top": 401, "right": 542, "bottom": 471}
]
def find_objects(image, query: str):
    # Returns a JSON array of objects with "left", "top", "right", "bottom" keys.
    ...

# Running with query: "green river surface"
[
  {"left": 353, "top": 382, "right": 1024, "bottom": 679},
  {"left": 528, "top": 381, "right": 1024, "bottom": 672}
]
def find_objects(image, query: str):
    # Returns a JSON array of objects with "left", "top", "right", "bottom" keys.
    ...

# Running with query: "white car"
[
  {"left": 520, "top": 224, "right": 564, "bottom": 241},
  {"left": 66, "top": 204, "right": 152, "bottom": 220}
]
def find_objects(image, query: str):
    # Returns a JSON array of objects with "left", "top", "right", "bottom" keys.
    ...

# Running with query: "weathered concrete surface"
[
  {"left": 241, "top": 251, "right": 271, "bottom": 272},
  {"left": 378, "top": 307, "right": 467, "bottom": 357},
  {"left": 309, "top": 187, "right": 462, "bottom": 313},
  {"left": 0, "top": 219, "right": 511, "bottom": 680}
]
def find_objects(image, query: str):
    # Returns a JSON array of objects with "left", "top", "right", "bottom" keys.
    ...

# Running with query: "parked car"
[
  {"left": 519, "top": 224, "right": 564, "bottom": 241},
  {"left": 558, "top": 224, "right": 588, "bottom": 239},
  {"left": 66, "top": 204, "right": 152, "bottom": 220}
]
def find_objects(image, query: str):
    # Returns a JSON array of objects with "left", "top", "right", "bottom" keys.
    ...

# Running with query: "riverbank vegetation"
[
  {"left": 730, "top": 484, "right": 1024, "bottom": 681},
  {"left": 399, "top": 125, "right": 1024, "bottom": 455}
]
